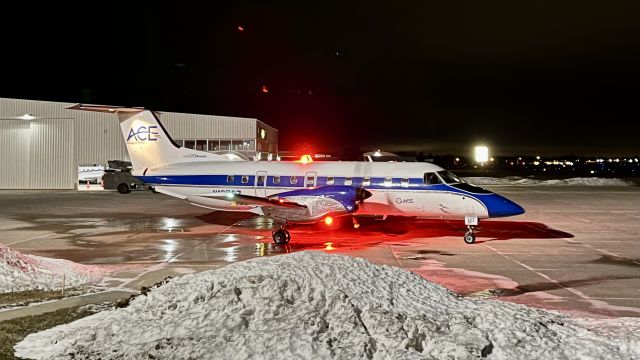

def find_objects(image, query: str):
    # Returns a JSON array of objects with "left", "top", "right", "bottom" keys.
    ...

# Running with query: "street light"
[{"left": 474, "top": 146, "right": 489, "bottom": 163}]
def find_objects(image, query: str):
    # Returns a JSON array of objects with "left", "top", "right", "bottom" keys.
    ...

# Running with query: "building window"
[
  {"left": 209, "top": 140, "right": 220, "bottom": 151},
  {"left": 241, "top": 175, "right": 249, "bottom": 184},
  {"left": 227, "top": 175, "right": 234, "bottom": 183},
  {"left": 174, "top": 139, "right": 184, "bottom": 147},
  {"left": 327, "top": 176, "right": 334, "bottom": 185},
  {"left": 401, "top": 178, "right": 409, "bottom": 187},
  {"left": 184, "top": 140, "right": 195, "bottom": 149},
  {"left": 245, "top": 140, "right": 256, "bottom": 150},
  {"left": 220, "top": 140, "right": 231, "bottom": 150},
  {"left": 345, "top": 177, "right": 352, "bottom": 185},
  {"left": 273, "top": 176, "right": 281, "bottom": 184},
  {"left": 290, "top": 176, "right": 298, "bottom": 185},
  {"left": 231, "top": 139, "right": 245, "bottom": 151},
  {"left": 363, "top": 177, "right": 371, "bottom": 186},
  {"left": 195, "top": 140, "right": 207, "bottom": 151}
]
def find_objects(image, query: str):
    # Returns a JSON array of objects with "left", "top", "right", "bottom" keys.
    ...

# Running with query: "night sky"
[{"left": 1, "top": 2, "right": 639, "bottom": 156}]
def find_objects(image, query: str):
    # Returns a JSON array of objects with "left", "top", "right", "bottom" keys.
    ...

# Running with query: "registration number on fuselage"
[{"left": 212, "top": 189, "right": 241, "bottom": 194}]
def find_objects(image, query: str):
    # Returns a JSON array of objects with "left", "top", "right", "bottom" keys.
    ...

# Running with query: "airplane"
[{"left": 69, "top": 104, "right": 525, "bottom": 245}]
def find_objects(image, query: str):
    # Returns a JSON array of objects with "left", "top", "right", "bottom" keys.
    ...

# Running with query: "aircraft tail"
[{"left": 68, "top": 104, "right": 240, "bottom": 170}]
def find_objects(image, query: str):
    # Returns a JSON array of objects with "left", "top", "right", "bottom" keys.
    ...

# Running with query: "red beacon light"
[{"left": 324, "top": 216, "right": 334, "bottom": 226}]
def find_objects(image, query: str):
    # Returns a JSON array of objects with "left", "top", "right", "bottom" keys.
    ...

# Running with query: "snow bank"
[
  {"left": 464, "top": 176, "right": 633, "bottom": 186},
  {"left": 0, "top": 243, "right": 105, "bottom": 294},
  {"left": 16, "top": 251, "right": 640, "bottom": 359}
]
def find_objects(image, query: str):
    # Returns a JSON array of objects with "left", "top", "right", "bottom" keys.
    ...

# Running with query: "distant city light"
[
  {"left": 474, "top": 146, "right": 489, "bottom": 163},
  {"left": 455, "top": 157, "right": 460, "bottom": 162},
  {"left": 237, "top": 25, "right": 244, "bottom": 32},
  {"left": 490, "top": 157, "right": 495, "bottom": 162},
  {"left": 536, "top": 156, "right": 541, "bottom": 160},
  {"left": 590, "top": 170, "right": 595, "bottom": 174}
]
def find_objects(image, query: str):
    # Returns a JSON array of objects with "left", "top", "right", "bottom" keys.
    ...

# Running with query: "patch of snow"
[
  {"left": 15, "top": 252, "right": 640, "bottom": 359},
  {"left": 0, "top": 244, "right": 106, "bottom": 294},
  {"left": 464, "top": 176, "right": 633, "bottom": 186}
]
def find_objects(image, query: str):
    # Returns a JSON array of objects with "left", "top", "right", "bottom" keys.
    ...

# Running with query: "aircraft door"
[
  {"left": 305, "top": 172, "right": 317, "bottom": 188},
  {"left": 256, "top": 171, "right": 267, "bottom": 197}
]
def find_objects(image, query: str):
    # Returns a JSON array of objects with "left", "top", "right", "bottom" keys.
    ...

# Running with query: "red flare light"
[{"left": 324, "top": 216, "right": 334, "bottom": 226}]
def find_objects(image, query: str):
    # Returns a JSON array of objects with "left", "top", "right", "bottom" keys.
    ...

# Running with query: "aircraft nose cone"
[{"left": 487, "top": 195, "right": 525, "bottom": 218}]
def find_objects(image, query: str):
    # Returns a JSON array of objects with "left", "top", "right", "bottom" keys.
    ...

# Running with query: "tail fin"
[{"left": 68, "top": 104, "right": 240, "bottom": 170}]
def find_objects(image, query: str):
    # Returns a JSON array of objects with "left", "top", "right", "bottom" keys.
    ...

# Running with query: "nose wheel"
[
  {"left": 272, "top": 222, "right": 291, "bottom": 245},
  {"left": 463, "top": 216, "right": 478, "bottom": 244},
  {"left": 464, "top": 226, "right": 476, "bottom": 244}
]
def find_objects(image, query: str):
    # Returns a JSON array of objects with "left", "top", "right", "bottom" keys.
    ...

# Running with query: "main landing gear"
[
  {"left": 463, "top": 216, "right": 478, "bottom": 244},
  {"left": 272, "top": 223, "right": 291, "bottom": 245}
]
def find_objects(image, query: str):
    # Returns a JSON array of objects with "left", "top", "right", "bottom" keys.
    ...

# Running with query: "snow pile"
[
  {"left": 464, "top": 176, "right": 633, "bottom": 186},
  {"left": 16, "top": 252, "right": 640, "bottom": 360},
  {"left": 0, "top": 243, "right": 105, "bottom": 293}
]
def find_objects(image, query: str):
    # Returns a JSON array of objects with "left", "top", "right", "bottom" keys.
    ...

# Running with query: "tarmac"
[{"left": 1, "top": 185, "right": 639, "bottom": 319}]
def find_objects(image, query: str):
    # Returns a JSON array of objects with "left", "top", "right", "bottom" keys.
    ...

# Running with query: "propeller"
[{"left": 355, "top": 187, "right": 372, "bottom": 202}]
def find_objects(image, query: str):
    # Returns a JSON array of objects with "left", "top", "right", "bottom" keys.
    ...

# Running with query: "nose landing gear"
[
  {"left": 464, "top": 226, "right": 476, "bottom": 244},
  {"left": 464, "top": 216, "right": 478, "bottom": 244}
]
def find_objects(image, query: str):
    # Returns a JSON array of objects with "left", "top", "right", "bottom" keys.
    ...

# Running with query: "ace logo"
[{"left": 127, "top": 125, "right": 159, "bottom": 142}]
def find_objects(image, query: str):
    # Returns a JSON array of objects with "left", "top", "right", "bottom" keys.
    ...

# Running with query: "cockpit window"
[
  {"left": 436, "top": 171, "right": 463, "bottom": 184},
  {"left": 423, "top": 172, "right": 442, "bottom": 185}
]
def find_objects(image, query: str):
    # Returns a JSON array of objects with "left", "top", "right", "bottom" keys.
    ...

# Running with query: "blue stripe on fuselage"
[{"left": 137, "top": 174, "right": 524, "bottom": 218}]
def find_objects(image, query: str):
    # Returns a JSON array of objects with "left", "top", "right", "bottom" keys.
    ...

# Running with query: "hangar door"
[{"left": 29, "top": 119, "right": 75, "bottom": 189}]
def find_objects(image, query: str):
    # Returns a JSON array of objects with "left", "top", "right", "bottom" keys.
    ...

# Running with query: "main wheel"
[
  {"left": 117, "top": 183, "right": 130, "bottom": 194},
  {"left": 272, "top": 229, "right": 290, "bottom": 245},
  {"left": 464, "top": 232, "right": 476, "bottom": 244}
]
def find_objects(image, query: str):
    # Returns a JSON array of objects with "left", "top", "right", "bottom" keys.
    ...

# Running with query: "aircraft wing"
[
  {"left": 208, "top": 193, "right": 307, "bottom": 208},
  {"left": 185, "top": 185, "right": 371, "bottom": 223}
]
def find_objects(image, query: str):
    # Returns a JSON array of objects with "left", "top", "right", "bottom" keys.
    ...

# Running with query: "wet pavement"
[{"left": 1, "top": 186, "right": 639, "bottom": 318}]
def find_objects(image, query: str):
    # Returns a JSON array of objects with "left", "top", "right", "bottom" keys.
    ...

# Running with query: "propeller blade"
[{"left": 356, "top": 188, "right": 372, "bottom": 201}]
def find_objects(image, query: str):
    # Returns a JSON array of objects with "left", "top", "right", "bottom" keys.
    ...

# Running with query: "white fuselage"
[{"left": 136, "top": 160, "right": 491, "bottom": 219}]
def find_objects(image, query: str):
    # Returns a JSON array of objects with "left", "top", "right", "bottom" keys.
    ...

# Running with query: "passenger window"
[
  {"left": 290, "top": 176, "right": 298, "bottom": 185},
  {"left": 401, "top": 178, "right": 409, "bottom": 187},
  {"left": 257, "top": 175, "right": 265, "bottom": 185},
  {"left": 423, "top": 173, "right": 441, "bottom": 185},
  {"left": 327, "top": 176, "right": 334, "bottom": 185},
  {"left": 345, "top": 177, "right": 352, "bottom": 185},
  {"left": 273, "top": 176, "right": 281, "bottom": 184},
  {"left": 306, "top": 176, "right": 315, "bottom": 186},
  {"left": 384, "top": 177, "right": 393, "bottom": 186},
  {"left": 227, "top": 175, "right": 234, "bottom": 183},
  {"left": 363, "top": 177, "right": 371, "bottom": 186},
  {"left": 241, "top": 175, "right": 249, "bottom": 184}
]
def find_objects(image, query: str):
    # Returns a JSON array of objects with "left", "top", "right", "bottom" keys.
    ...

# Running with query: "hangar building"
[{"left": 0, "top": 98, "right": 278, "bottom": 189}]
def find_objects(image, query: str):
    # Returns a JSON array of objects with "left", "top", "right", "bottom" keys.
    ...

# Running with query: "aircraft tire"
[
  {"left": 463, "top": 232, "right": 476, "bottom": 244},
  {"left": 272, "top": 229, "right": 290, "bottom": 245}
]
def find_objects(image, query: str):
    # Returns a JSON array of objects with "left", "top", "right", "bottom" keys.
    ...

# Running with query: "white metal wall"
[
  {"left": 159, "top": 111, "right": 257, "bottom": 139},
  {"left": 28, "top": 119, "right": 75, "bottom": 189},
  {"left": 0, "top": 120, "right": 30, "bottom": 188}
]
